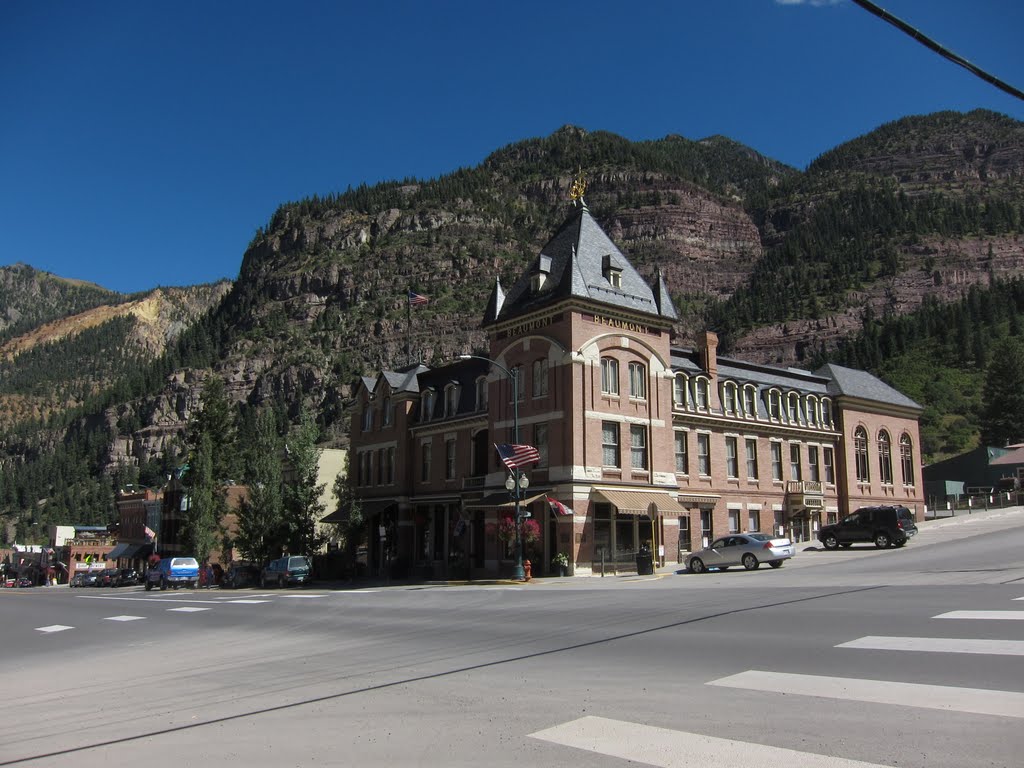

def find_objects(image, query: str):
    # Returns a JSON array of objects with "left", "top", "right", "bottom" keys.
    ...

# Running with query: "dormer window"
[
  {"left": 474, "top": 376, "right": 488, "bottom": 411},
  {"left": 602, "top": 254, "right": 622, "bottom": 288},
  {"left": 444, "top": 384, "right": 460, "bottom": 417},
  {"left": 421, "top": 390, "right": 436, "bottom": 422},
  {"left": 532, "top": 255, "right": 552, "bottom": 293}
]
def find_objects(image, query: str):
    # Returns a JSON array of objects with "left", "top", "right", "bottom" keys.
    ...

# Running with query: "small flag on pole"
[
  {"left": 408, "top": 290, "right": 429, "bottom": 307},
  {"left": 495, "top": 443, "right": 540, "bottom": 471},
  {"left": 547, "top": 497, "right": 573, "bottom": 516},
  {"left": 144, "top": 526, "right": 156, "bottom": 541}
]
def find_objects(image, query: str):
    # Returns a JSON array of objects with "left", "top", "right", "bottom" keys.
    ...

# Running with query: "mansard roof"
[
  {"left": 816, "top": 363, "right": 923, "bottom": 411},
  {"left": 486, "top": 203, "right": 679, "bottom": 325}
]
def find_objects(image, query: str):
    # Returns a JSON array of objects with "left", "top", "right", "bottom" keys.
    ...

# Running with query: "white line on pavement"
[
  {"left": 837, "top": 635, "right": 1024, "bottom": 655},
  {"left": 104, "top": 615, "right": 146, "bottom": 622},
  {"left": 167, "top": 607, "right": 210, "bottom": 613},
  {"left": 34, "top": 625, "right": 74, "bottom": 633},
  {"left": 223, "top": 599, "right": 270, "bottom": 604},
  {"left": 283, "top": 594, "right": 325, "bottom": 599},
  {"left": 934, "top": 610, "right": 1024, "bottom": 620},
  {"left": 530, "top": 716, "right": 891, "bottom": 767},
  {"left": 708, "top": 670, "right": 1024, "bottom": 719}
]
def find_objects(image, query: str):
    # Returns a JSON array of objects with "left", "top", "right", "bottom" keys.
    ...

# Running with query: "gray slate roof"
[
  {"left": 490, "top": 204, "right": 678, "bottom": 323},
  {"left": 815, "top": 363, "right": 923, "bottom": 410}
]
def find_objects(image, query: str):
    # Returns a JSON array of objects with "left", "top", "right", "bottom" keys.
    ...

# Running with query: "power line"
[{"left": 851, "top": 0, "right": 1024, "bottom": 102}]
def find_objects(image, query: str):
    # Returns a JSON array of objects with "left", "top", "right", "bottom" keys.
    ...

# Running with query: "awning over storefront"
[
  {"left": 591, "top": 489, "right": 680, "bottom": 517},
  {"left": 676, "top": 494, "right": 721, "bottom": 507},
  {"left": 321, "top": 499, "right": 396, "bottom": 524},
  {"left": 105, "top": 542, "right": 134, "bottom": 560},
  {"left": 463, "top": 492, "right": 547, "bottom": 509}
]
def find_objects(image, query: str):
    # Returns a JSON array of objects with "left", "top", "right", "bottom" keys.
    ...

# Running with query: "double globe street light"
[{"left": 459, "top": 354, "right": 528, "bottom": 581}]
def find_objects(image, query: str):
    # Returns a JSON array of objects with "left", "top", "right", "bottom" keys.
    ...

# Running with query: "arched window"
[
  {"left": 722, "top": 382, "right": 737, "bottom": 415},
  {"left": 361, "top": 403, "right": 374, "bottom": 432},
  {"left": 421, "top": 390, "right": 435, "bottom": 422},
  {"left": 444, "top": 384, "right": 460, "bottom": 417},
  {"left": 532, "top": 358, "right": 549, "bottom": 398},
  {"left": 474, "top": 377, "right": 488, "bottom": 412},
  {"left": 878, "top": 430, "right": 893, "bottom": 485},
  {"left": 806, "top": 396, "right": 818, "bottom": 427},
  {"left": 600, "top": 357, "right": 619, "bottom": 395},
  {"left": 854, "top": 426, "right": 870, "bottom": 483},
  {"left": 381, "top": 397, "right": 393, "bottom": 427},
  {"left": 821, "top": 399, "right": 833, "bottom": 429},
  {"left": 787, "top": 392, "right": 801, "bottom": 423},
  {"left": 900, "top": 434, "right": 915, "bottom": 486},
  {"left": 769, "top": 390, "right": 782, "bottom": 421},
  {"left": 628, "top": 362, "right": 647, "bottom": 399},
  {"left": 695, "top": 378, "right": 709, "bottom": 411},
  {"left": 673, "top": 374, "right": 689, "bottom": 409},
  {"left": 743, "top": 385, "right": 757, "bottom": 418}
]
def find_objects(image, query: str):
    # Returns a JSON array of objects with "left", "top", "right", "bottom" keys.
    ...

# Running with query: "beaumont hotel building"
[{"left": 345, "top": 201, "right": 924, "bottom": 578}]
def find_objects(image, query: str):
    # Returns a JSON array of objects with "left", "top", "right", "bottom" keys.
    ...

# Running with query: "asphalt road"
[{"left": 2, "top": 509, "right": 1023, "bottom": 768}]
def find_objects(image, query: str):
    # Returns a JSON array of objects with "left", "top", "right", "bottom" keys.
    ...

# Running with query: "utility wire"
[{"left": 851, "top": 0, "right": 1024, "bottom": 102}]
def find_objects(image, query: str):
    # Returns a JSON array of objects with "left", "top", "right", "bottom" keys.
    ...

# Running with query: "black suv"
[{"left": 818, "top": 505, "right": 918, "bottom": 550}]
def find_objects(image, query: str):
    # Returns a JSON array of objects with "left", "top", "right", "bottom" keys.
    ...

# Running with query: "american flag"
[
  {"left": 495, "top": 443, "right": 540, "bottom": 471},
  {"left": 144, "top": 526, "right": 156, "bottom": 541},
  {"left": 408, "top": 290, "right": 429, "bottom": 307},
  {"left": 547, "top": 497, "right": 573, "bottom": 516}
]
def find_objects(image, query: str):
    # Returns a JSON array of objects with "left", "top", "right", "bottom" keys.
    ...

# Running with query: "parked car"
[
  {"left": 97, "top": 568, "right": 121, "bottom": 587},
  {"left": 222, "top": 562, "right": 260, "bottom": 589},
  {"left": 145, "top": 557, "right": 200, "bottom": 590},
  {"left": 71, "top": 571, "right": 101, "bottom": 587},
  {"left": 686, "top": 533, "right": 795, "bottom": 574},
  {"left": 113, "top": 568, "right": 141, "bottom": 587},
  {"left": 260, "top": 556, "right": 313, "bottom": 588},
  {"left": 818, "top": 505, "right": 918, "bottom": 550}
]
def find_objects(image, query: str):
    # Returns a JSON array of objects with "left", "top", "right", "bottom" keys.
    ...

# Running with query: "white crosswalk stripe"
[
  {"left": 934, "top": 610, "right": 1024, "bottom": 620},
  {"left": 837, "top": 635, "right": 1024, "bottom": 655},
  {"left": 104, "top": 615, "right": 146, "bottom": 622},
  {"left": 34, "top": 624, "right": 74, "bottom": 633},
  {"left": 531, "top": 716, "right": 891, "bottom": 767},
  {"left": 708, "top": 670, "right": 1024, "bottom": 719},
  {"left": 167, "top": 606, "right": 210, "bottom": 613}
]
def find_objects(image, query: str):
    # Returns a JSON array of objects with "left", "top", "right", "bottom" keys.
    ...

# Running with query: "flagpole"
[
  {"left": 405, "top": 290, "right": 412, "bottom": 366},
  {"left": 459, "top": 354, "right": 526, "bottom": 581}
]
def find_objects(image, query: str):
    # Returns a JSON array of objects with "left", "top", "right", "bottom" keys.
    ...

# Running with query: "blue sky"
[{"left": 2, "top": 0, "right": 1022, "bottom": 294}]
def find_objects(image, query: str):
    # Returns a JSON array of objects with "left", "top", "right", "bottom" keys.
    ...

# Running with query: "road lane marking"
[
  {"left": 284, "top": 594, "right": 324, "bottom": 599},
  {"left": 934, "top": 610, "right": 1024, "bottom": 620},
  {"left": 35, "top": 625, "right": 74, "bottom": 633},
  {"left": 708, "top": 670, "right": 1024, "bottom": 719},
  {"left": 223, "top": 599, "right": 270, "bottom": 604},
  {"left": 530, "top": 716, "right": 891, "bottom": 767},
  {"left": 78, "top": 595, "right": 217, "bottom": 604},
  {"left": 167, "top": 607, "right": 210, "bottom": 613},
  {"left": 104, "top": 615, "right": 146, "bottom": 622},
  {"left": 837, "top": 636, "right": 1024, "bottom": 655}
]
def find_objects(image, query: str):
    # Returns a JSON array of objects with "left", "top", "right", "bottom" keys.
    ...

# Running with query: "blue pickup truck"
[{"left": 144, "top": 557, "right": 200, "bottom": 590}]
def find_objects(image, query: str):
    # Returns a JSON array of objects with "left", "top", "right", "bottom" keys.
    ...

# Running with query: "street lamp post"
[{"left": 459, "top": 354, "right": 527, "bottom": 581}]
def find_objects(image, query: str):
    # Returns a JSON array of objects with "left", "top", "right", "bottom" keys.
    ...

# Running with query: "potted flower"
[{"left": 551, "top": 552, "right": 569, "bottom": 577}]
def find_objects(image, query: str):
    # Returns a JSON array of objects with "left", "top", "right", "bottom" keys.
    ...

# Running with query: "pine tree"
[
  {"left": 183, "top": 432, "right": 223, "bottom": 563},
  {"left": 979, "top": 338, "right": 1024, "bottom": 447},
  {"left": 235, "top": 408, "right": 284, "bottom": 566},
  {"left": 283, "top": 405, "right": 326, "bottom": 557}
]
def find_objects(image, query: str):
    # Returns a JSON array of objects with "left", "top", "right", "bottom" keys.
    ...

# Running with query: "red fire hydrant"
[{"left": 523, "top": 559, "right": 532, "bottom": 581}]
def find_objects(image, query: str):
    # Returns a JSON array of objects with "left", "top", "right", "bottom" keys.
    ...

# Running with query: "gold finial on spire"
[{"left": 569, "top": 168, "right": 587, "bottom": 207}]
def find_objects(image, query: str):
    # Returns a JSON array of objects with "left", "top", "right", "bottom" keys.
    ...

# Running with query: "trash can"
[{"left": 635, "top": 549, "right": 654, "bottom": 575}]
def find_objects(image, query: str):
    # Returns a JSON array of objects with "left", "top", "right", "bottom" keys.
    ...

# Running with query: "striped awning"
[
  {"left": 676, "top": 493, "right": 721, "bottom": 507},
  {"left": 591, "top": 489, "right": 679, "bottom": 517},
  {"left": 463, "top": 492, "right": 547, "bottom": 509}
]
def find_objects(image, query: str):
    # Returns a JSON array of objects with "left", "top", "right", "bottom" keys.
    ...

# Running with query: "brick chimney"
[{"left": 700, "top": 331, "right": 719, "bottom": 378}]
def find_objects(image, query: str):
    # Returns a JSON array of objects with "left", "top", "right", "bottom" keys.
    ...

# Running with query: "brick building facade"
[{"left": 346, "top": 200, "right": 924, "bottom": 578}]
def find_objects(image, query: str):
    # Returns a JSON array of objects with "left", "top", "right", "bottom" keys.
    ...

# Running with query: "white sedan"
[{"left": 686, "top": 533, "right": 795, "bottom": 573}]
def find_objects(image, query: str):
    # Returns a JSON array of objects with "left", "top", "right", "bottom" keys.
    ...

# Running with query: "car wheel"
[
  {"left": 689, "top": 558, "right": 706, "bottom": 574},
  {"left": 278, "top": 576, "right": 285, "bottom": 589},
  {"left": 769, "top": 560, "right": 783, "bottom": 569},
  {"left": 742, "top": 553, "right": 759, "bottom": 570},
  {"left": 874, "top": 532, "right": 891, "bottom": 549},
  {"left": 822, "top": 534, "right": 840, "bottom": 550},
  {"left": 145, "top": 580, "right": 153, "bottom": 591},
  {"left": 160, "top": 579, "right": 168, "bottom": 591}
]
